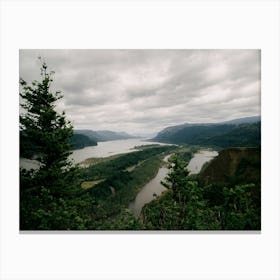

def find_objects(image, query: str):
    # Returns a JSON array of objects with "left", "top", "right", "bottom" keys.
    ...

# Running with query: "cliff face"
[{"left": 199, "top": 147, "right": 261, "bottom": 185}]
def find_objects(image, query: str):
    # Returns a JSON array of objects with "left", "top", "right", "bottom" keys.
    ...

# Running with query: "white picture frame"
[{"left": 1, "top": 1, "right": 279, "bottom": 279}]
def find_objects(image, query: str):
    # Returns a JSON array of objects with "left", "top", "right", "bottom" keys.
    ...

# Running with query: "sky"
[{"left": 19, "top": 49, "right": 261, "bottom": 136}]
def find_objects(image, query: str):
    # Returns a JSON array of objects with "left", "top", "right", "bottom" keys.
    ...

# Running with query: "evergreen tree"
[
  {"left": 20, "top": 60, "right": 74, "bottom": 192},
  {"left": 162, "top": 156, "right": 189, "bottom": 201}
]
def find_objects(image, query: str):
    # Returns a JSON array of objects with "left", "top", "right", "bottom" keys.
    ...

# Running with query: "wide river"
[
  {"left": 20, "top": 139, "right": 218, "bottom": 218},
  {"left": 70, "top": 138, "right": 171, "bottom": 163},
  {"left": 129, "top": 150, "right": 218, "bottom": 217},
  {"left": 20, "top": 139, "right": 171, "bottom": 169}
]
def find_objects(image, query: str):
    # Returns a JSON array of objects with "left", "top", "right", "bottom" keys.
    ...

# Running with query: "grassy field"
[
  {"left": 81, "top": 179, "right": 106, "bottom": 189},
  {"left": 79, "top": 154, "right": 125, "bottom": 167}
]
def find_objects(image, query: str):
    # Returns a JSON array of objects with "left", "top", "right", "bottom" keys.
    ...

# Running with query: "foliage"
[
  {"left": 20, "top": 61, "right": 81, "bottom": 230},
  {"left": 21, "top": 131, "right": 97, "bottom": 159},
  {"left": 199, "top": 147, "right": 261, "bottom": 186},
  {"left": 20, "top": 130, "right": 40, "bottom": 159},
  {"left": 79, "top": 145, "right": 175, "bottom": 181},
  {"left": 20, "top": 62, "right": 73, "bottom": 169},
  {"left": 20, "top": 186, "right": 96, "bottom": 230},
  {"left": 97, "top": 209, "right": 141, "bottom": 230},
  {"left": 20, "top": 61, "right": 75, "bottom": 192},
  {"left": 20, "top": 138, "right": 174, "bottom": 229},
  {"left": 162, "top": 157, "right": 189, "bottom": 200},
  {"left": 80, "top": 147, "right": 174, "bottom": 230},
  {"left": 141, "top": 153, "right": 261, "bottom": 230},
  {"left": 19, "top": 61, "right": 261, "bottom": 231},
  {"left": 153, "top": 122, "right": 261, "bottom": 148}
]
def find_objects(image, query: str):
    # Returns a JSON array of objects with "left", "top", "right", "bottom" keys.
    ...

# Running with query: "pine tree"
[
  {"left": 20, "top": 60, "right": 74, "bottom": 191},
  {"left": 162, "top": 156, "right": 189, "bottom": 201}
]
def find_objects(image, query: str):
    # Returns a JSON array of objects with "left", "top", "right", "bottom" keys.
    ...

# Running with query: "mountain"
[
  {"left": 222, "top": 116, "right": 260, "bottom": 125},
  {"left": 74, "top": 129, "right": 136, "bottom": 142},
  {"left": 70, "top": 134, "right": 97, "bottom": 150},
  {"left": 200, "top": 122, "right": 260, "bottom": 147},
  {"left": 20, "top": 131, "right": 97, "bottom": 159},
  {"left": 95, "top": 130, "right": 135, "bottom": 141},
  {"left": 152, "top": 116, "right": 261, "bottom": 148},
  {"left": 134, "top": 132, "right": 158, "bottom": 139}
]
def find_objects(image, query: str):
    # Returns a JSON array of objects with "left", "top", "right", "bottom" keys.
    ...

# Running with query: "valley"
[{"left": 20, "top": 116, "right": 261, "bottom": 230}]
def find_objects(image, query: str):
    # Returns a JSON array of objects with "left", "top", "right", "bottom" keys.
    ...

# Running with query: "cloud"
[{"left": 19, "top": 49, "right": 261, "bottom": 134}]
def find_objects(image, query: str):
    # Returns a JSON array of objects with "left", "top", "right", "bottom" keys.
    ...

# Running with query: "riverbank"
[
  {"left": 129, "top": 149, "right": 218, "bottom": 217},
  {"left": 75, "top": 145, "right": 175, "bottom": 229},
  {"left": 129, "top": 154, "right": 171, "bottom": 217},
  {"left": 70, "top": 138, "right": 173, "bottom": 163}
]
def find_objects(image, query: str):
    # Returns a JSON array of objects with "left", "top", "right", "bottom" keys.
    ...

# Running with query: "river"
[
  {"left": 70, "top": 138, "right": 171, "bottom": 163},
  {"left": 20, "top": 138, "right": 171, "bottom": 169},
  {"left": 19, "top": 140, "right": 218, "bottom": 218},
  {"left": 128, "top": 154, "right": 171, "bottom": 217},
  {"left": 187, "top": 150, "right": 219, "bottom": 175},
  {"left": 129, "top": 150, "right": 218, "bottom": 217}
]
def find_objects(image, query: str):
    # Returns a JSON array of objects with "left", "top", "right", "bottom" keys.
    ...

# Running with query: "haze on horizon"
[{"left": 19, "top": 49, "right": 261, "bottom": 136}]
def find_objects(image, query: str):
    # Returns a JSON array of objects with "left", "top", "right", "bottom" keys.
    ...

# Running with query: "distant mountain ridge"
[
  {"left": 152, "top": 116, "right": 261, "bottom": 148},
  {"left": 221, "top": 116, "right": 260, "bottom": 125},
  {"left": 21, "top": 129, "right": 136, "bottom": 158},
  {"left": 74, "top": 129, "right": 136, "bottom": 142}
]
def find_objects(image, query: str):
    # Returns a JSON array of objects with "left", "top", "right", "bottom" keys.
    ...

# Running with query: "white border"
[{"left": 1, "top": 1, "right": 280, "bottom": 280}]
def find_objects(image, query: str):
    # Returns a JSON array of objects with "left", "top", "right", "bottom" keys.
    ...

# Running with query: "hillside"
[
  {"left": 70, "top": 134, "right": 97, "bottom": 149},
  {"left": 201, "top": 122, "right": 261, "bottom": 148},
  {"left": 153, "top": 117, "right": 260, "bottom": 148},
  {"left": 141, "top": 146, "right": 261, "bottom": 230},
  {"left": 21, "top": 145, "right": 176, "bottom": 230},
  {"left": 20, "top": 131, "right": 97, "bottom": 160},
  {"left": 199, "top": 147, "right": 261, "bottom": 185},
  {"left": 75, "top": 129, "right": 136, "bottom": 142}
]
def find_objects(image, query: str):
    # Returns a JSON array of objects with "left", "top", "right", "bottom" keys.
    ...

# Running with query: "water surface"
[
  {"left": 129, "top": 150, "right": 218, "bottom": 217},
  {"left": 70, "top": 138, "right": 170, "bottom": 163},
  {"left": 129, "top": 155, "right": 171, "bottom": 217},
  {"left": 20, "top": 158, "right": 40, "bottom": 170},
  {"left": 20, "top": 139, "right": 170, "bottom": 169},
  {"left": 187, "top": 150, "right": 218, "bottom": 174}
]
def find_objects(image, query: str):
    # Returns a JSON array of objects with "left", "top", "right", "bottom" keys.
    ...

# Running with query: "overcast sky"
[{"left": 19, "top": 49, "right": 260, "bottom": 135}]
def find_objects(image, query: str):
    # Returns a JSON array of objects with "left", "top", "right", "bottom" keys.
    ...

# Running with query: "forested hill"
[
  {"left": 21, "top": 129, "right": 136, "bottom": 159},
  {"left": 199, "top": 147, "right": 261, "bottom": 186},
  {"left": 20, "top": 131, "right": 97, "bottom": 159},
  {"left": 70, "top": 134, "right": 97, "bottom": 149},
  {"left": 75, "top": 129, "right": 136, "bottom": 142},
  {"left": 152, "top": 117, "right": 260, "bottom": 148},
  {"left": 141, "top": 146, "right": 261, "bottom": 230}
]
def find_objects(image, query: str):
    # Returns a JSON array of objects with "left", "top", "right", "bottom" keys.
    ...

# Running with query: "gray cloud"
[{"left": 19, "top": 49, "right": 261, "bottom": 135}]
